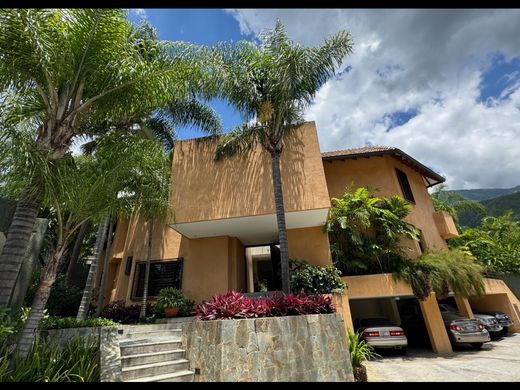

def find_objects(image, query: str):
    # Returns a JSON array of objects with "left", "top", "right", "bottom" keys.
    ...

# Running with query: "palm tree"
[
  {"left": 0, "top": 9, "right": 218, "bottom": 307},
  {"left": 215, "top": 21, "right": 353, "bottom": 293}
]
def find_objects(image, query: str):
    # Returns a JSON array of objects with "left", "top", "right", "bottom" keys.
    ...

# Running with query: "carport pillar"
[
  {"left": 454, "top": 296, "right": 474, "bottom": 319},
  {"left": 419, "top": 293, "right": 453, "bottom": 354},
  {"left": 332, "top": 292, "right": 354, "bottom": 332}
]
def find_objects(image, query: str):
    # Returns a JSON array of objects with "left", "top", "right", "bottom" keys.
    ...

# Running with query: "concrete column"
[
  {"left": 333, "top": 292, "right": 354, "bottom": 331},
  {"left": 454, "top": 296, "right": 474, "bottom": 319},
  {"left": 418, "top": 293, "right": 453, "bottom": 354}
]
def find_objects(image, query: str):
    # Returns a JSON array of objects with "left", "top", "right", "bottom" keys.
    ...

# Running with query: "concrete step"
[
  {"left": 121, "top": 349, "right": 186, "bottom": 368},
  {"left": 121, "top": 359, "right": 190, "bottom": 381},
  {"left": 120, "top": 339, "right": 182, "bottom": 356},
  {"left": 121, "top": 329, "right": 182, "bottom": 340},
  {"left": 125, "top": 369, "right": 194, "bottom": 382}
]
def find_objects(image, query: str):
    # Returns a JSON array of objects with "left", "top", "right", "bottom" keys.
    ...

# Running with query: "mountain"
[
  {"left": 482, "top": 191, "right": 520, "bottom": 219},
  {"left": 453, "top": 186, "right": 520, "bottom": 227},
  {"left": 451, "top": 185, "right": 520, "bottom": 202}
]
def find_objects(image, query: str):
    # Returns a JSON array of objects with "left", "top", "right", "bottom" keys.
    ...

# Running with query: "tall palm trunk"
[
  {"left": 65, "top": 220, "right": 91, "bottom": 288},
  {"left": 140, "top": 219, "right": 154, "bottom": 319},
  {"left": 16, "top": 242, "right": 67, "bottom": 358},
  {"left": 0, "top": 188, "right": 41, "bottom": 307},
  {"left": 76, "top": 216, "right": 109, "bottom": 321},
  {"left": 95, "top": 220, "right": 114, "bottom": 316},
  {"left": 271, "top": 152, "right": 290, "bottom": 294}
]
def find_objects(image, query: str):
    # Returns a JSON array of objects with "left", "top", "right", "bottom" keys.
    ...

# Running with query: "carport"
[{"left": 341, "top": 273, "right": 454, "bottom": 354}]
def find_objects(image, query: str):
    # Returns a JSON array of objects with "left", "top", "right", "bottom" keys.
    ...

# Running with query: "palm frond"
[{"left": 214, "top": 124, "right": 266, "bottom": 161}]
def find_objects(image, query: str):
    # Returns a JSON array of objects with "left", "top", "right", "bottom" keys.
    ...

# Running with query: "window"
[
  {"left": 133, "top": 258, "right": 183, "bottom": 299},
  {"left": 417, "top": 229, "right": 427, "bottom": 254},
  {"left": 124, "top": 256, "right": 133, "bottom": 275},
  {"left": 395, "top": 168, "right": 415, "bottom": 203}
]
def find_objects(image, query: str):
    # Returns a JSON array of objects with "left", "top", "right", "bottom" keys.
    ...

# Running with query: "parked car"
[
  {"left": 438, "top": 303, "right": 506, "bottom": 337},
  {"left": 354, "top": 317, "right": 408, "bottom": 352},
  {"left": 472, "top": 313, "right": 503, "bottom": 337},
  {"left": 473, "top": 311, "right": 514, "bottom": 335},
  {"left": 441, "top": 311, "right": 490, "bottom": 349},
  {"left": 401, "top": 311, "right": 490, "bottom": 349}
]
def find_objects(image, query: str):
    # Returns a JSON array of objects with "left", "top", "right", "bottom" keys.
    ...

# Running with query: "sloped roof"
[{"left": 321, "top": 146, "right": 445, "bottom": 188}]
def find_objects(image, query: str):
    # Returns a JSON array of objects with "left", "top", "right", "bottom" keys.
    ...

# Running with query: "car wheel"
[
  {"left": 501, "top": 327, "right": 508, "bottom": 336},
  {"left": 398, "top": 347, "right": 407, "bottom": 355},
  {"left": 470, "top": 343, "right": 483, "bottom": 349}
]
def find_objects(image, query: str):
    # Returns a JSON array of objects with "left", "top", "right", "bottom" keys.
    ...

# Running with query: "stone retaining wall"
[{"left": 182, "top": 313, "right": 354, "bottom": 382}]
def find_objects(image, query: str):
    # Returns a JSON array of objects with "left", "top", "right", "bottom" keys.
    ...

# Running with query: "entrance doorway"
[{"left": 245, "top": 244, "right": 281, "bottom": 292}]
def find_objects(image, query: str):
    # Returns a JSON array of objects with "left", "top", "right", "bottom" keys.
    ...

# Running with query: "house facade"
[{"left": 97, "top": 121, "right": 520, "bottom": 354}]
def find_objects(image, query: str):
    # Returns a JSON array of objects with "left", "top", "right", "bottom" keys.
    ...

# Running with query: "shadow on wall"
[{"left": 171, "top": 124, "right": 316, "bottom": 224}]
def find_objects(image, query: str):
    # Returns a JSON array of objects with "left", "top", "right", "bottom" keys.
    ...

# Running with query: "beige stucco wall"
[
  {"left": 287, "top": 226, "right": 332, "bottom": 267},
  {"left": 342, "top": 273, "right": 414, "bottom": 299},
  {"left": 323, "top": 155, "right": 448, "bottom": 257},
  {"left": 171, "top": 121, "right": 330, "bottom": 224}
]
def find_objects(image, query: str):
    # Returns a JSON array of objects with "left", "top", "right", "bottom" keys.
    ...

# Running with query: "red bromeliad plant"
[{"left": 194, "top": 290, "right": 334, "bottom": 321}]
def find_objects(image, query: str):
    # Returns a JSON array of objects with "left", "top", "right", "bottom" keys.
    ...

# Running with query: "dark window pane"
[
  {"left": 134, "top": 259, "right": 183, "bottom": 298},
  {"left": 125, "top": 256, "right": 133, "bottom": 275},
  {"left": 395, "top": 168, "right": 415, "bottom": 203}
]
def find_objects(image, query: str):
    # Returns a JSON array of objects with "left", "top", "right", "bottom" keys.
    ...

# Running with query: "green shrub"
[
  {"left": 289, "top": 259, "right": 346, "bottom": 294},
  {"left": 24, "top": 271, "right": 83, "bottom": 316},
  {"left": 154, "top": 288, "right": 195, "bottom": 317},
  {"left": 0, "top": 335, "right": 99, "bottom": 382},
  {"left": 347, "top": 329, "right": 379, "bottom": 368},
  {"left": 39, "top": 316, "right": 118, "bottom": 330},
  {"left": 393, "top": 248, "right": 485, "bottom": 300}
]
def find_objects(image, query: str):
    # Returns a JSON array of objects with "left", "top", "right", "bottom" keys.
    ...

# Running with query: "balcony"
[{"left": 433, "top": 211, "right": 459, "bottom": 239}]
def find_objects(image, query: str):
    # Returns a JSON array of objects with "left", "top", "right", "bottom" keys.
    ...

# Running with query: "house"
[{"left": 98, "top": 121, "right": 520, "bottom": 354}]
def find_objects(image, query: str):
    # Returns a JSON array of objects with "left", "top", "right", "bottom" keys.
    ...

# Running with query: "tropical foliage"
[
  {"left": 347, "top": 329, "right": 379, "bottom": 368},
  {"left": 154, "top": 288, "right": 195, "bottom": 318},
  {"left": 0, "top": 336, "right": 99, "bottom": 382},
  {"left": 393, "top": 248, "right": 485, "bottom": 300},
  {"left": 214, "top": 21, "right": 353, "bottom": 293},
  {"left": 195, "top": 290, "right": 335, "bottom": 321},
  {"left": 325, "top": 187, "right": 419, "bottom": 275},
  {"left": 289, "top": 259, "right": 346, "bottom": 294},
  {"left": 449, "top": 212, "right": 520, "bottom": 275},
  {"left": 99, "top": 300, "right": 153, "bottom": 324},
  {"left": 39, "top": 316, "right": 118, "bottom": 330}
]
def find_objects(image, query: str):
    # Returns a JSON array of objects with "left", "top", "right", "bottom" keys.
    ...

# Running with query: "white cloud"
[
  {"left": 129, "top": 9, "right": 147, "bottom": 20},
  {"left": 227, "top": 9, "right": 520, "bottom": 189}
]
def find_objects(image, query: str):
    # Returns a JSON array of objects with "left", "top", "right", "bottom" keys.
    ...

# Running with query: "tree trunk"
[
  {"left": 65, "top": 220, "right": 90, "bottom": 288},
  {"left": 0, "top": 188, "right": 41, "bottom": 307},
  {"left": 270, "top": 152, "right": 290, "bottom": 294},
  {"left": 76, "top": 216, "right": 109, "bottom": 321},
  {"left": 16, "top": 243, "right": 65, "bottom": 358},
  {"left": 95, "top": 220, "right": 114, "bottom": 316},
  {"left": 140, "top": 219, "right": 154, "bottom": 319}
]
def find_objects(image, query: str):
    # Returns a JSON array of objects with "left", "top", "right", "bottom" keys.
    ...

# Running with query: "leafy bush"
[
  {"left": 0, "top": 335, "right": 99, "bottom": 382},
  {"left": 194, "top": 290, "right": 335, "bottom": 321},
  {"left": 39, "top": 316, "right": 118, "bottom": 330},
  {"left": 24, "top": 271, "right": 83, "bottom": 316},
  {"left": 0, "top": 307, "right": 33, "bottom": 349},
  {"left": 393, "top": 248, "right": 485, "bottom": 300},
  {"left": 325, "top": 187, "right": 419, "bottom": 275},
  {"left": 99, "top": 300, "right": 153, "bottom": 324},
  {"left": 153, "top": 288, "right": 195, "bottom": 318},
  {"left": 347, "top": 329, "right": 379, "bottom": 368},
  {"left": 289, "top": 259, "right": 346, "bottom": 294}
]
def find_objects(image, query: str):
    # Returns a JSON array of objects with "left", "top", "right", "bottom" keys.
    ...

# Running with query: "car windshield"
[{"left": 361, "top": 318, "right": 393, "bottom": 327}]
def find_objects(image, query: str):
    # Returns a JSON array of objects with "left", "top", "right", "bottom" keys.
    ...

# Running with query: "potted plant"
[
  {"left": 347, "top": 329, "right": 379, "bottom": 382},
  {"left": 156, "top": 288, "right": 187, "bottom": 318}
]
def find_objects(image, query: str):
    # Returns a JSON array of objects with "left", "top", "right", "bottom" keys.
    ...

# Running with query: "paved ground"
[{"left": 365, "top": 333, "right": 520, "bottom": 382}]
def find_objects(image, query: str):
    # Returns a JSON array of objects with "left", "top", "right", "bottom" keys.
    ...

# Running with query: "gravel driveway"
[{"left": 365, "top": 333, "right": 520, "bottom": 382}]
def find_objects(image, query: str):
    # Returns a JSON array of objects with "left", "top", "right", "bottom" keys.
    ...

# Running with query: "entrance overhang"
[{"left": 170, "top": 207, "right": 329, "bottom": 246}]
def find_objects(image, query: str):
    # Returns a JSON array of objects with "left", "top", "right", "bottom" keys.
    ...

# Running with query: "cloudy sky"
[{"left": 130, "top": 9, "right": 520, "bottom": 190}]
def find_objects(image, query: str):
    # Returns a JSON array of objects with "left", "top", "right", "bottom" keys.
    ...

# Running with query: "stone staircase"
[{"left": 118, "top": 324, "right": 194, "bottom": 382}]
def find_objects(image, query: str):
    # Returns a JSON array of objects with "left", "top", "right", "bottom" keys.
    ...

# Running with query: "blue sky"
[
  {"left": 129, "top": 9, "right": 249, "bottom": 139},
  {"left": 129, "top": 9, "right": 520, "bottom": 190}
]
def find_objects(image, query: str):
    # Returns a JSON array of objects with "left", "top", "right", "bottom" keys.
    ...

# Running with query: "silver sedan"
[{"left": 356, "top": 317, "right": 408, "bottom": 352}]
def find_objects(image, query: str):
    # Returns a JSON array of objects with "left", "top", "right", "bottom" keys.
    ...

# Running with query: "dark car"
[{"left": 473, "top": 311, "right": 514, "bottom": 335}]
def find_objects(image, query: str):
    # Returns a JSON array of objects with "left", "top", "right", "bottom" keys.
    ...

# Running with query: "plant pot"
[
  {"left": 353, "top": 365, "right": 367, "bottom": 382},
  {"left": 164, "top": 307, "right": 179, "bottom": 318}
]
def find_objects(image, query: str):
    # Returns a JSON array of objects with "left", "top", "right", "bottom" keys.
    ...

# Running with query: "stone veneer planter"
[{"left": 182, "top": 313, "right": 354, "bottom": 382}]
